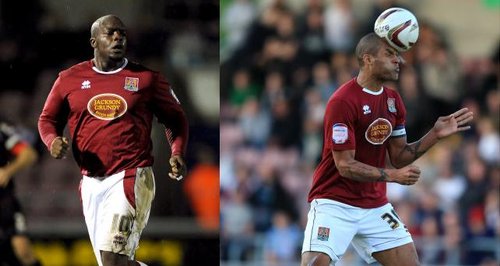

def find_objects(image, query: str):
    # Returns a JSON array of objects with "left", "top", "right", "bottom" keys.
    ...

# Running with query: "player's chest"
[
  {"left": 65, "top": 75, "right": 151, "bottom": 118},
  {"left": 355, "top": 97, "right": 399, "bottom": 145}
]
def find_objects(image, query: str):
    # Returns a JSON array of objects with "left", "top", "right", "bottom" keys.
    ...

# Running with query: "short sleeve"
[{"left": 324, "top": 98, "right": 357, "bottom": 151}]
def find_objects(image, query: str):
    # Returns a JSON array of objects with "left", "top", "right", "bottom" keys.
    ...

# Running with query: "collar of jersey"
[
  {"left": 92, "top": 58, "right": 128, "bottom": 74},
  {"left": 362, "top": 87, "right": 384, "bottom": 95}
]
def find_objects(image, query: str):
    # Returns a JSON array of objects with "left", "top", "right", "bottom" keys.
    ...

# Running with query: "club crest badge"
[
  {"left": 124, "top": 77, "right": 139, "bottom": 92},
  {"left": 387, "top": 98, "right": 397, "bottom": 113},
  {"left": 317, "top": 226, "right": 330, "bottom": 241}
]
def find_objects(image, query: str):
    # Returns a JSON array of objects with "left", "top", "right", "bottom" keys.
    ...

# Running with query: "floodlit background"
[
  {"left": 0, "top": 0, "right": 219, "bottom": 265},
  {"left": 220, "top": 0, "right": 499, "bottom": 265}
]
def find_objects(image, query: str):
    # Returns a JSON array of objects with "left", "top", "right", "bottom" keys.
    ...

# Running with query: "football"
[{"left": 374, "top": 7, "right": 419, "bottom": 52}]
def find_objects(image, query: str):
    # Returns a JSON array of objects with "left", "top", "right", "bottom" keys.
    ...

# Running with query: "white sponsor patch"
[{"left": 332, "top": 123, "right": 348, "bottom": 144}]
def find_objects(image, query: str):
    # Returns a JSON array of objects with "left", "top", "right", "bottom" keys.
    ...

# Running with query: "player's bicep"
[
  {"left": 387, "top": 135, "right": 407, "bottom": 166},
  {"left": 332, "top": 149, "right": 356, "bottom": 170}
]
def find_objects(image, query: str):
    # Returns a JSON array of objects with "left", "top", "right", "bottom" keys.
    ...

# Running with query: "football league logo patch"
[
  {"left": 332, "top": 123, "right": 348, "bottom": 144},
  {"left": 317, "top": 226, "right": 330, "bottom": 241},
  {"left": 124, "top": 77, "right": 139, "bottom": 92}
]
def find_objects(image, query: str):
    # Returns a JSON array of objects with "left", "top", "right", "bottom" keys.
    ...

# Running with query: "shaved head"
[
  {"left": 91, "top": 15, "right": 123, "bottom": 38},
  {"left": 355, "top": 33, "right": 386, "bottom": 67}
]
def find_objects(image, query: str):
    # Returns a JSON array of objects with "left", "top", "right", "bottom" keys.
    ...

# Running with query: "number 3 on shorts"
[{"left": 381, "top": 209, "right": 400, "bottom": 229}]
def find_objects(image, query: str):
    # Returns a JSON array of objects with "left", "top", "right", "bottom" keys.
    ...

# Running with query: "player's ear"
[
  {"left": 362, "top": 54, "right": 373, "bottom": 65},
  {"left": 90, "top": 37, "right": 96, "bottom": 48}
]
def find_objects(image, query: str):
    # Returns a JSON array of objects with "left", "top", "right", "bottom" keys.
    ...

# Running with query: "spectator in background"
[
  {"left": 229, "top": 69, "right": 261, "bottom": 111},
  {"left": 398, "top": 66, "right": 433, "bottom": 140},
  {"left": 0, "top": 119, "right": 41, "bottom": 266},
  {"left": 441, "top": 210, "right": 463, "bottom": 265},
  {"left": 296, "top": 6, "right": 328, "bottom": 68},
  {"left": 264, "top": 210, "right": 302, "bottom": 265},
  {"left": 221, "top": 188, "right": 255, "bottom": 262},
  {"left": 323, "top": 0, "right": 356, "bottom": 52},
  {"left": 417, "top": 24, "right": 463, "bottom": 115},
  {"left": 476, "top": 116, "right": 500, "bottom": 165},
  {"left": 249, "top": 163, "right": 298, "bottom": 233},
  {"left": 239, "top": 97, "right": 272, "bottom": 149},
  {"left": 431, "top": 145, "right": 466, "bottom": 210},
  {"left": 223, "top": 0, "right": 257, "bottom": 57},
  {"left": 459, "top": 157, "right": 488, "bottom": 229},
  {"left": 183, "top": 144, "right": 219, "bottom": 231},
  {"left": 419, "top": 216, "right": 442, "bottom": 265}
]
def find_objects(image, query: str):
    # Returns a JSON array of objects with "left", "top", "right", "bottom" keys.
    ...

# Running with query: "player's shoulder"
[
  {"left": 126, "top": 60, "right": 159, "bottom": 74},
  {"left": 58, "top": 60, "right": 92, "bottom": 78},
  {"left": 331, "top": 78, "right": 360, "bottom": 101}
]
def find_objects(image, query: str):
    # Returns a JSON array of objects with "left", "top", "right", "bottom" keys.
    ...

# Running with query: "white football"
[{"left": 374, "top": 7, "right": 419, "bottom": 52}]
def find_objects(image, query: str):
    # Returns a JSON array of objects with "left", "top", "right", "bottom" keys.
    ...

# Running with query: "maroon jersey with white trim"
[
  {"left": 308, "top": 78, "right": 406, "bottom": 208},
  {"left": 38, "top": 59, "right": 188, "bottom": 176}
]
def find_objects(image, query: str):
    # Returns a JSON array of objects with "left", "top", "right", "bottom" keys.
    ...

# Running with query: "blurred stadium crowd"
[
  {"left": 0, "top": 0, "right": 219, "bottom": 265},
  {"left": 220, "top": 0, "right": 499, "bottom": 265}
]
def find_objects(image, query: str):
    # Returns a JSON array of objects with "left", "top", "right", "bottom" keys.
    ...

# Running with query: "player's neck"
[
  {"left": 356, "top": 71, "right": 383, "bottom": 92},
  {"left": 92, "top": 58, "right": 125, "bottom": 72}
]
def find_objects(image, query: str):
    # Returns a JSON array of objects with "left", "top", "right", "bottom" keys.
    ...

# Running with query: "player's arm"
[
  {"left": 38, "top": 76, "right": 70, "bottom": 150},
  {"left": 152, "top": 73, "right": 189, "bottom": 180},
  {"left": 0, "top": 142, "right": 38, "bottom": 187},
  {"left": 387, "top": 108, "right": 473, "bottom": 168},
  {"left": 333, "top": 149, "right": 420, "bottom": 185}
]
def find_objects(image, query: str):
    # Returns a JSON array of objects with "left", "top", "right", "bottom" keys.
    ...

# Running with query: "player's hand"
[
  {"left": 389, "top": 165, "right": 421, "bottom": 186},
  {"left": 168, "top": 155, "right": 186, "bottom": 181},
  {"left": 0, "top": 168, "right": 12, "bottom": 187},
  {"left": 433, "top": 108, "right": 474, "bottom": 139},
  {"left": 50, "top": 136, "right": 69, "bottom": 159}
]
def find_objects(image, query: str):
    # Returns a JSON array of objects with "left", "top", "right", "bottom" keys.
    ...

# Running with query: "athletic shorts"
[
  {"left": 0, "top": 192, "right": 27, "bottom": 240},
  {"left": 0, "top": 192, "right": 27, "bottom": 266},
  {"left": 80, "top": 167, "right": 155, "bottom": 266},
  {"left": 302, "top": 199, "right": 413, "bottom": 264}
]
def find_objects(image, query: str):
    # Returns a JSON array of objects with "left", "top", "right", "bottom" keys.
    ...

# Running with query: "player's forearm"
[
  {"left": 165, "top": 111, "right": 189, "bottom": 156},
  {"left": 392, "top": 129, "right": 439, "bottom": 168},
  {"left": 4, "top": 146, "right": 38, "bottom": 176},
  {"left": 337, "top": 159, "right": 390, "bottom": 182},
  {"left": 38, "top": 117, "right": 59, "bottom": 150}
]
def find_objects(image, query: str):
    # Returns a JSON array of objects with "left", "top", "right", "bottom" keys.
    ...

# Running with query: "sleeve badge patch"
[{"left": 332, "top": 123, "right": 348, "bottom": 144}]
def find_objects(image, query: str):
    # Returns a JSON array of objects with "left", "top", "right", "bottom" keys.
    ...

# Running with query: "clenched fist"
[{"left": 50, "top": 136, "right": 69, "bottom": 159}]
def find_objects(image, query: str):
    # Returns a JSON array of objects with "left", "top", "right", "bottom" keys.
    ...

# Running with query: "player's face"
[
  {"left": 373, "top": 43, "right": 401, "bottom": 81},
  {"left": 93, "top": 17, "right": 127, "bottom": 61}
]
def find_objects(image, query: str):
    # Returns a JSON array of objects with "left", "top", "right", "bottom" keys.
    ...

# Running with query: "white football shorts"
[
  {"left": 302, "top": 199, "right": 413, "bottom": 264},
  {"left": 80, "top": 167, "right": 156, "bottom": 266}
]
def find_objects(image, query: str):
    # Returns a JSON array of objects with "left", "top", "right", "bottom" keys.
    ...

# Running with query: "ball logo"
[
  {"left": 365, "top": 118, "right": 393, "bottom": 145},
  {"left": 87, "top": 93, "right": 128, "bottom": 120}
]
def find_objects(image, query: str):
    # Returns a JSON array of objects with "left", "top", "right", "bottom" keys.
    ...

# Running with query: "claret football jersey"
[
  {"left": 39, "top": 59, "right": 188, "bottom": 177},
  {"left": 308, "top": 78, "right": 407, "bottom": 208}
]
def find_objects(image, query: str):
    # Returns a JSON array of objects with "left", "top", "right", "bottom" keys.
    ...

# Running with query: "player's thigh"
[
  {"left": 90, "top": 168, "right": 155, "bottom": 257},
  {"left": 11, "top": 235, "right": 37, "bottom": 263},
  {"left": 352, "top": 203, "right": 415, "bottom": 264},
  {"left": 11, "top": 235, "right": 33, "bottom": 255},
  {"left": 301, "top": 251, "right": 332, "bottom": 266},
  {"left": 100, "top": 250, "right": 128, "bottom": 266},
  {"left": 301, "top": 199, "right": 358, "bottom": 264},
  {"left": 372, "top": 242, "right": 419, "bottom": 266}
]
